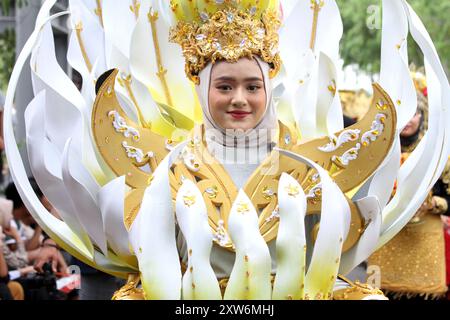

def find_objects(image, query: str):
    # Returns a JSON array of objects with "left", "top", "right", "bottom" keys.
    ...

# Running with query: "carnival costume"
[{"left": 3, "top": 0, "right": 450, "bottom": 300}]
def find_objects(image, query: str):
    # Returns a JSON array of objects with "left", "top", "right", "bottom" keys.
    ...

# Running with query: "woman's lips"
[{"left": 227, "top": 111, "right": 251, "bottom": 119}]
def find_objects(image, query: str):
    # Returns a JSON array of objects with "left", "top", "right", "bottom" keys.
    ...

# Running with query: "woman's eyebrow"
[
  {"left": 213, "top": 76, "right": 235, "bottom": 82},
  {"left": 212, "top": 76, "right": 263, "bottom": 82},
  {"left": 244, "top": 77, "right": 264, "bottom": 82}
]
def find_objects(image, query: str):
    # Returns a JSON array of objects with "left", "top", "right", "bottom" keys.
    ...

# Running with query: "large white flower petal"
[
  {"left": 61, "top": 138, "right": 108, "bottom": 255},
  {"left": 224, "top": 190, "right": 272, "bottom": 300},
  {"left": 339, "top": 196, "right": 382, "bottom": 275},
  {"left": 25, "top": 91, "right": 93, "bottom": 252},
  {"left": 272, "top": 173, "right": 307, "bottom": 300},
  {"left": 377, "top": 0, "right": 450, "bottom": 247},
  {"left": 5, "top": 3, "right": 95, "bottom": 268},
  {"left": 129, "top": 142, "right": 187, "bottom": 299},
  {"left": 102, "top": 0, "right": 138, "bottom": 59},
  {"left": 176, "top": 180, "right": 222, "bottom": 300},
  {"left": 276, "top": 148, "right": 350, "bottom": 300},
  {"left": 69, "top": 0, "right": 107, "bottom": 77},
  {"left": 130, "top": 0, "right": 201, "bottom": 121},
  {"left": 98, "top": 176, "right": 138, "bottom": 268}
]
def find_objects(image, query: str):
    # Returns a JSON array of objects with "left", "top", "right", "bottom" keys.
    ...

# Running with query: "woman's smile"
[{"left": 227, "top": 110, "right": 253, "bottom": 119}]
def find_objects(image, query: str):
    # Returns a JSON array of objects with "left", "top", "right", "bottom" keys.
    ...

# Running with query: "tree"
[
  {"left": 0, "top": 0, "right": 27, "bottom": 91},
  {"left": 1, "top": 0, "right": 27, "bottom": 16},
  {"left": 337, "top": 0, "right": 449, "bottom": 76},
  {"left": 0, "top": 28, "right": 15, "bottom": 91}
]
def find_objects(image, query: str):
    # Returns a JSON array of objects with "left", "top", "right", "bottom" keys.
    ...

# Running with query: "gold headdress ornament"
[{"left": 169, "top": 0, "right": 281, "bottom": 84}]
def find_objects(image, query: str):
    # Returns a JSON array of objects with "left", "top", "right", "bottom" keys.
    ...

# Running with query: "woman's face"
[
  {"left": 209, "top": 58, "right": 266, "bottom": 130},
  {"left": 400, "top": 112, "right": 422, "bottom": 138}
]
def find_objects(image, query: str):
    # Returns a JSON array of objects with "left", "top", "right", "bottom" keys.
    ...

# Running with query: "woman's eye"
[
  {"left": 217, "top": 85, "right": 232, "bottom": 91},
  {"left": 248, "top": 85, "right": 261, "bottom": 92}
]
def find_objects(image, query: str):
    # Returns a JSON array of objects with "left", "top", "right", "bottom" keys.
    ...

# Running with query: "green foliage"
[
  {"left": 1, "top": 0, "right": 27, "bottom": 16},
  {"left": 0, "top": 28, "right": 15, "bottom": 91},
  {"left": 337, "top": 0, "right": 450, "bottom": 75}
]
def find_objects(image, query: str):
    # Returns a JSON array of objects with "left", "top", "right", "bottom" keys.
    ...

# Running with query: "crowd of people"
[{"left": 0, "top": 178, "right": 73, "bottom": 300}]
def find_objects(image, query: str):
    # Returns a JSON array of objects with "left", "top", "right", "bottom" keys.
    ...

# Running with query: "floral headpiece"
[{"left": 169, "top": 0, "right": 281, "bottom": 84}]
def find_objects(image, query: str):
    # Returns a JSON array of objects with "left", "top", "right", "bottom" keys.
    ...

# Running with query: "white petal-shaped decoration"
[
  {"left": 292, "top": 51, "right": 319, "bottom": 138},
  {"left": 98, "top": 176, "right": 138, "bottom": 268},
  {"left": 176, "top": 180, "right": 222, "bottom": 300},
  {"left": 129, "top": 141, "right": 187, "bottom": 299},
  {"left": 279, "top": 0, "right": 343, "bottom": 139},
  {"left": 224, "top": 190, "right": 272, "bottom": 300},
  {"left": 4, "top": 3, "right": 97, "bottom": 270},
  {"left": 279, "top": 0, "right": 342, "bottom": 73},
  {"left": 339, "top": 196, "right": 381, "bottom": 275},
  {"left": 102, "top": 0, "right": 138, "bottom": 59},
  {"left": 377, "top": 0, "right": 450, "bottom": 248},
  {"left": 69, "top": 0, "right": 107, "bottom": 77},
  {"left": 67, "top": 29, "right": 96, "bottom": 110},
  {"left": 272, "top": 173, "right": 307, "bottom": 300},
  {"left": 61, "top": 138, "right": 107, "bottom": 255},
  {"left": 380, "top": 0, "right": 417, "bottom": 130},
  {"left": 130, "top": 0, "right": 201, "bottom": 121},
  {"left": 31, "top": 23, "right": 84, "bottom": 153},
  {"left": 316, "top": 52, "right": 343, "bottom": 136},
  {"left": 32, "top": 22, "right": 112, "bottom": 186},
  {"left": 25, "top": 91, "right": 93, "bottom": 253},
  {"left": 365, "top": 137, "right": 400, "bottom": 210},
  {"left": 276, "top": 148, "right": 350, "bottom": 300}
]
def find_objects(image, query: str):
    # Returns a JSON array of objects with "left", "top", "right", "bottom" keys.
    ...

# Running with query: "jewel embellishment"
[
  {"left": 205, "top": 186, "right": 219, "bottom": 199},
  {"left": 108, "top": 110, "right": 140, "bottom": 141},
  {"left": 262, "top": 186, "right": 275, "bottom": 200}
]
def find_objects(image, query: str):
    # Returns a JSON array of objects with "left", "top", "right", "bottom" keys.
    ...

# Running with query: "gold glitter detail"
[
  {"left": 368, "top": 214, "right": 447, "bottom": 297},
  {"left": 237, "top": 201, "right": 250, "bottom": 214},
  {"left": 183, "top": 192, "right": 196, "bottom": 207},
  {"left": 285, "top": 183, "right": 300, "bottom": 197}
]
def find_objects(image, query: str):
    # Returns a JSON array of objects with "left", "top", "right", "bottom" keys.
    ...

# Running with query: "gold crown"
[{"left": 169, "top": 0, "right": 281, "bottom": 84}]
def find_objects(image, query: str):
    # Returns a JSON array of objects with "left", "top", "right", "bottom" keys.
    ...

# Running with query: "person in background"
[
  {"left": 0, "top": 197, "right": 25, "bottom": 300},
  {"left": 0, "top": 91, "right": 6, "bottom": 187},
  {"left": 2, "top": 179, "right": 69, "bottom": 299}
]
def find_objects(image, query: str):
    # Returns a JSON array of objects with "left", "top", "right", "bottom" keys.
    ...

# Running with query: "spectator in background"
[
  {"left": 2, "top": 179, "right": 68, "bottom": 299},
  {"left": 3, "top": 178, "right": 67, "bottom": 273},
  {"left": 0, "top": 197, "right": 24, "bottom": 300}
]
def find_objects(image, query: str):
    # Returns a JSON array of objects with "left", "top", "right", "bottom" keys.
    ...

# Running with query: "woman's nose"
[{"left": 231, "top": 88, "right": 247, "bottom": 107}]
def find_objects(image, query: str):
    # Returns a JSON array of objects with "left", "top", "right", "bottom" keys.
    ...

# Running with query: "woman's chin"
[{"left": 221, "top": 118, "right": 256, "bottom": 131}]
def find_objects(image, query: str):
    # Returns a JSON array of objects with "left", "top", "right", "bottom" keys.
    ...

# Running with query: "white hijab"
[{"left": 195, "top": 56, "right": 278, "bottom": 150}]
